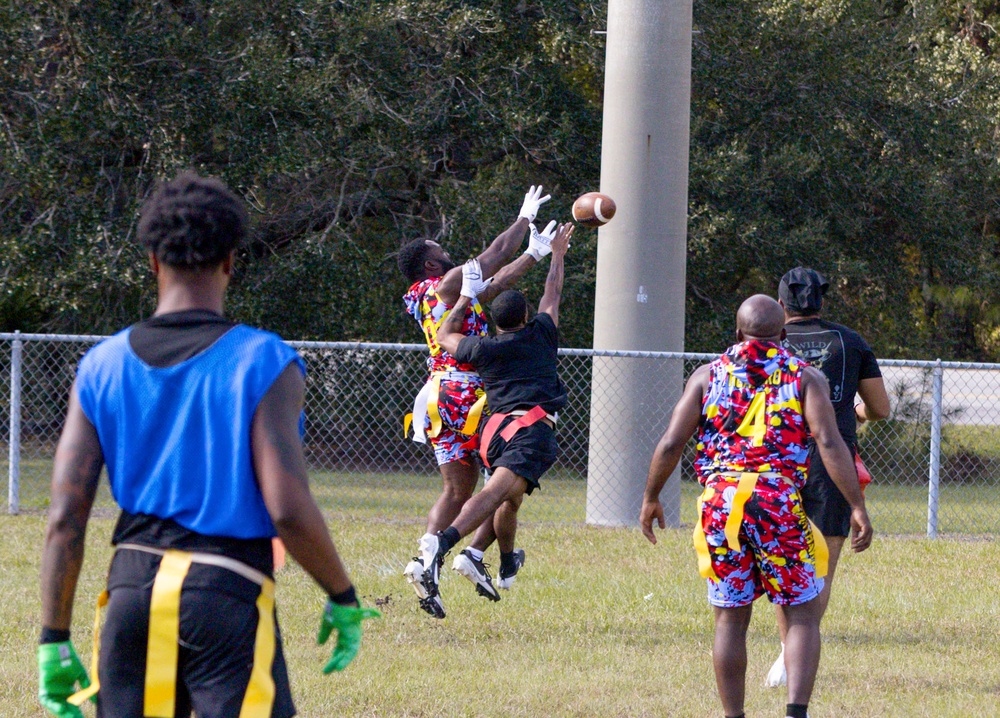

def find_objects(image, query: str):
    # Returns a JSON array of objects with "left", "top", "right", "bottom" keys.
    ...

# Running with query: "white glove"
[
  {"left": 517, "top": 185, "right": 552, "bottom": 223},
  {"left": 525, "top": 220, "right": 557, "bottom": 261},
  {"left": 460, "top": 259, "right": 493, "bottom": 299}
]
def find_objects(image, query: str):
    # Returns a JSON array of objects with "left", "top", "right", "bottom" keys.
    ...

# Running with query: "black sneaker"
[
  {"left": 418, "top": 532, "right": 446, "bottom": 598},
  {"left": 498, "top": 549, "right": 525, "bottom": 590},
  {"left": 418, "top": 595, "right": 446, "bottom": 619},
  {"left": 452, "top": 550, "right": 500, "bottom": 602}
]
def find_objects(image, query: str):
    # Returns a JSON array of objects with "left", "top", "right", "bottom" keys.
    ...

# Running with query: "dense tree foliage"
[{"left": 2, "top": 0, "right": 998, "bottom": 359}]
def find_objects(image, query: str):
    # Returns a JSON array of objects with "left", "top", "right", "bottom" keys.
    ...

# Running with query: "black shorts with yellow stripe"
[{"left": 97, "top": 547, "right": 296, "bottom": 718}]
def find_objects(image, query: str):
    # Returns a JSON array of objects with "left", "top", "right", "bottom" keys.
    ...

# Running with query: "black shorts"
[
  {"left": 801, "top": 443, "right": 857, "bottom": 538},
  {"left": 97, "top": 549, "right": 296, "bottom": 718},
  {"left": 482, "top": 416, "right": 558, "bottom": 493}
]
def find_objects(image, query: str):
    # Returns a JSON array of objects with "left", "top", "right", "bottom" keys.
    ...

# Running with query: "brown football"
[{"left": 572, "top": 192, "right": 617, "bottom": 228}]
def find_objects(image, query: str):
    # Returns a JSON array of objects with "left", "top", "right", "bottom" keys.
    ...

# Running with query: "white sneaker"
[
  {"left": 403, "top": 558, "right": 428, "bottom": 599},
  {"left": 417, "top": 533, "right": 443, "bottom": 595},
  {"left": 452, "top": 550, "right": 500, "bottom": 602},
  {"left": 765, "top": 644, "right": 787, "bottom": 688}
]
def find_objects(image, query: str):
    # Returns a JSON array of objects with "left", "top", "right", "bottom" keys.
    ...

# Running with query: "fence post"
[
  {"left": 8, "top": 331, "right": 22, "bottom": 515},
  {"left": 926, "top": 359, "right": 943, "bottom": 539}
]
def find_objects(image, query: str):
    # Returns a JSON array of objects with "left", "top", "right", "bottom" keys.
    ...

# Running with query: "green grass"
[
  {"left": 7, "top": 457, "right": 1000, "bottom": 536},
  {"left": 3, "top": 510, "right": 1000, "bottom": 717}
]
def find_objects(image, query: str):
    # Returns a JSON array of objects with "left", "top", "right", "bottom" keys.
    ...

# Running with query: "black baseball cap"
[{"left": 778, "top": 267, "right": 828, "bottom": 313}]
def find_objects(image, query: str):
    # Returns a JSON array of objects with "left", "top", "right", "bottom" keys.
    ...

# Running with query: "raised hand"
[
  {"left": 517, "top": 185, "right": 552, "bottom": 223},
  {"left": 460, "top": 258, "right": 494, "bottom": 298},
  {"left": 525, "top": 220, "right": 558, "bottom": 261}
]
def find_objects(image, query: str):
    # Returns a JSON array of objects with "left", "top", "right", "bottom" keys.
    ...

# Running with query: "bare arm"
[
  {"left": 855, "top": 376, "right": 890, "bottom": 423},
  {"left": 40, "top": 385, "right": 104, "bottom": 631},
  {"left": 640, "top": 365, "right": 710, "bottom": 544},
  {"left": 802, "top": 367, "right": 873, "bottom": 552},
  {"left": 477, "top": 253, "right": 535, "bottom": 305},
  {"left": 537, "top": 223, "right": 574, "bottom": 326},
  {"left": 437, "top": 294, "right": 474, "bottom": 357},
  {"left": 436, "top": 217, "right": 531, "bottom": 305},
  {"left": 252, "top": 363, "right": 354, "bottom": 599}
]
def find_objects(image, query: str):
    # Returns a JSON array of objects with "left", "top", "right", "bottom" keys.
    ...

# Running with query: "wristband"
[
  {"left": 39, "top": 627, "right": 71, "bottom": 644},
  {"left": 330, "top": 585, "right": 357, "bottom": 606}
]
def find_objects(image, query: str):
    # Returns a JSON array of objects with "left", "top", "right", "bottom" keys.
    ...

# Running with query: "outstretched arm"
[
  {"left": 253, "top": 364, "right": 355, "bottom": 600},
  {"left": 40, "top": 385, "right": 104, "bottom": 632},
  {"left": 437, "top": 186, "right": 550, "bottom": 304},
  {"left": 537, "top": 223, "right": 574, "bottom": 326},
  {"left": 640, "top": 365, "right": 710, "bottom": 544}
]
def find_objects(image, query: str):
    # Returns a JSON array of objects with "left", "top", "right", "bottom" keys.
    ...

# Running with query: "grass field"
[
  {"left": 3, "top": 503, "right": 999, "bottom": 717},
  {"left": 8, "top": 460, "right": 1000, "bottom": 537}
]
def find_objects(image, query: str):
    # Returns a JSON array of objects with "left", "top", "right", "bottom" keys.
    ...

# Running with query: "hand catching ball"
[{"left": 572, "top": 192, "right": 616, "bottom": 228}]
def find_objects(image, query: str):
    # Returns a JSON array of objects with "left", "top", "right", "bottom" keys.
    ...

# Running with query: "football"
[{"left": 572, "top": 192, "right": 617, "bottom": 228}]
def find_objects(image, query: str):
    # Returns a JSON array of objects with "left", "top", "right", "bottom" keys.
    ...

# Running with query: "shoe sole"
[
  {"left": 419, "top": 596, "right": 446, "bottom": 619},
  {"left": 452, "top": 555, "right": 500, "bottom": 602},
  {"left": 404, "top": 560, "right": 430, "bottom": 600}
]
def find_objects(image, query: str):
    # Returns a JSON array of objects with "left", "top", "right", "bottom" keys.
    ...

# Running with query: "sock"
[
  {"left": 466, "top": 547, "right": 484, "bottom": 561},
  {"left": 786, "top": 703, "right": 808, "bottom": 718},
  {"left": 500, "top": 550, "right": 517, "bottom": 573},
  {"left": 438, "top": 526, "right": 461, "bottom": 553}
]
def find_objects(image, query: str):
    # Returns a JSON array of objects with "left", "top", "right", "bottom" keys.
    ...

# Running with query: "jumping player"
[
  {"left": 415, "top": 222, "right": 573, "bottom": 614},
  {"left": 38, "top": 172, "right": 378, "bottom": 718},
  {"left": 397, "top": 186, "right": 554, "bottom": 618},
  {"left": 765, "top": 267, "right": 890, "bottom": 687},
  {"left": 640, "top": 294, "right": 873, "bottom": 718}
]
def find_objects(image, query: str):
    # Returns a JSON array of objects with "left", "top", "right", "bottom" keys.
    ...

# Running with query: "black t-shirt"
[
  {"left": 783, "top": 317, "right": 882, "bottom": 445},
  {"left": 115, "top": 309, "right": 273, "bottom": 575},
  {"left": 453, "top": 312, "right": 567, "bottom": 415}
]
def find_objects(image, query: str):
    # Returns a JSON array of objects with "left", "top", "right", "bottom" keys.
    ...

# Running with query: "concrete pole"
[{"left": 586, "top": 0, "right": 692, "bottom": 526}]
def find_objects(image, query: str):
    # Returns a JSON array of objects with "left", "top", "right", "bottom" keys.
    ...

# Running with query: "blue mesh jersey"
[{"left": 76, "top": 324, "right": 305, "bottom": 539}]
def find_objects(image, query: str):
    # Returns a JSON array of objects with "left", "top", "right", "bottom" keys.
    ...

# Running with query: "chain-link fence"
[{"left": 4, "top": 332, "right": 999, "bottom": 537}]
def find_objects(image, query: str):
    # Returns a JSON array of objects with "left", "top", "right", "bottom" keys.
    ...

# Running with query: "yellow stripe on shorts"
[
  {"left": 239, "top": 578, "right": 277, "bottom": 718},
  {"left": 808, "top": 519, "right": 829, "bottom": 578},
  {"left": 145, "top": 550, "right": 193, "bottom": 718},
  {"left": 67, "top": 590, "right": 108, "bottom": 707},
  {"left": 692, "top": 487, "right": 718, "bottom": 580},
  {"left": 723, "top": 472, "right": 760, "bottom": 553}
]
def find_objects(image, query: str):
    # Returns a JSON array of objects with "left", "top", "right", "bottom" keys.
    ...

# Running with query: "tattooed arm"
[
  {"left": 436, "top": 295, "right": 474, "bottom": 356},
  {"left": 40, "top": 384, "right": 104, "bottom": 631}
]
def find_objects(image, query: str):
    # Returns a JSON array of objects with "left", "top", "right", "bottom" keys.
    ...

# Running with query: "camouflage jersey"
[
  {"left": 694, "top": 340, "right": 811, "bottom": 487},
  {"left": 403, "top": 276, "right": 488, "bottom": 374}
]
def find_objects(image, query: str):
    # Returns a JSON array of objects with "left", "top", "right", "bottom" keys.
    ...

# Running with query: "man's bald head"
[{"left": 736, "top": 294, "right": 786, "bottom": 342}]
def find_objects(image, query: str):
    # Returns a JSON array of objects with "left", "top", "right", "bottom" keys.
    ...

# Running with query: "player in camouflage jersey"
[
  {"left": 640, "top": 295, "right": 873, "bottom": 718},
  {"left": 396, "top": 186, "right": 555, "bottom": 618}
]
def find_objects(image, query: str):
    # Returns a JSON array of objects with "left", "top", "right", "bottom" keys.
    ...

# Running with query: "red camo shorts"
[
  {"left": 426, "top": 376, "right": 486, "bottom": 466},
  {"left": 695, "top": 473, "right": 826, "bottom": 608}
]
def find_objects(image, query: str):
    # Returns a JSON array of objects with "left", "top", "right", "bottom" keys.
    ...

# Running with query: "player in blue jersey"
[{"left": 37, "top": 172, "right": 378, "bottom": 718}]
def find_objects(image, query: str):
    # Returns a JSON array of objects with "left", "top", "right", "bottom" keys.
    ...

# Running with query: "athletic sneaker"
[
  {"left": 419, "top": 595, "right": 446, "bottom": 619},
  {"left": 403, "top": 557, "right": 429, "bottom": 599},
  {"left": 418, "top": 532, "right": 446, "bottom": 599},
  {"left": 452, "top": 550, "right": 500, "bottom": 602},
  {"left": 497, "top": 549, "right": 525, "bottom": 590},
  {"left": 765, "top": 644, "right": 787, "bottom": 687}
]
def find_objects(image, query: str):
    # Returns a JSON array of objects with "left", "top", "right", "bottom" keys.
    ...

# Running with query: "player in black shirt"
[
  {"left": 766, "top": 267, "right": 891, "bottom": 688},
  {"left": 408, "top": 222, "right": 574, "bottom": 613}
]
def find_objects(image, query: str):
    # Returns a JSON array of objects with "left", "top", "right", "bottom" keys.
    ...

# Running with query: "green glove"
[
  {"left": 317, "top": 600, "right": 381, "bottom": 674},
  {"left": 38, "top": 641, "right": 90, "bottom": 718}
]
